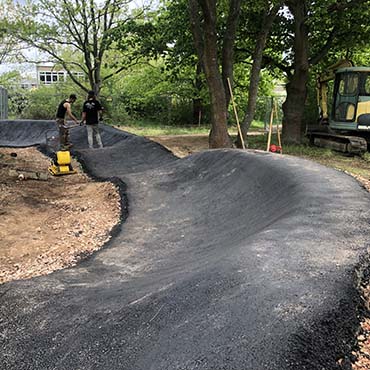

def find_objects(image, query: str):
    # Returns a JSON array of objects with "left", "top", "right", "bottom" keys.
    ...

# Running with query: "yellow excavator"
[{"left": 307, "top": 59, "right": 370, "bottom": 154}]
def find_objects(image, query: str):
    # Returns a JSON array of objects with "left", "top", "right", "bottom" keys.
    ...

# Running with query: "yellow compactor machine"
[{"left": 48, "top": 150, "right": 76, "bottom": 176}]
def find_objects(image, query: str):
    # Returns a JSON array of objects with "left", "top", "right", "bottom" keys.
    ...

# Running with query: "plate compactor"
[
  {"left": 46, "top": 123, "right": 81, "bottom": 176},
  {"left": 48, "top": 150, "right": 77, "bottom": 176}
]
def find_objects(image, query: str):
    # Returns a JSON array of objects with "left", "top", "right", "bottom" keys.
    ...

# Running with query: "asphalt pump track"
[{"left": 1, "top": 120, "right": 370, "bottom": 369}]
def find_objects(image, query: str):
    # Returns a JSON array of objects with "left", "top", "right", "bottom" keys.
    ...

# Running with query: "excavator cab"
[
  {"left": 331, "top": 68, "right": 370, "bottom": 131},
  {"left": 308, "top": 62, "right": 370, "bottom": 154}
]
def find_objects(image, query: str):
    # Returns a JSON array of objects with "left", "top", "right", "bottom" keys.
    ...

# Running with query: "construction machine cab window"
[
  {"left": 308, "top": 62, "right": 370, "bottom": 155},
  {"left": 334, "top": 73, "right": 358, "bottom": 122},
  {"left": 338, "top": 73, "right": 358, "bottom": 96},
  {"left": 363, "top": 74, "right": 370, "bottom": 95}
]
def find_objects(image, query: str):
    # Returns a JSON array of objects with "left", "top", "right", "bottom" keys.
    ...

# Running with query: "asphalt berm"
[{"left": 1, "top": 120, "right": 370, "bottom": 369}]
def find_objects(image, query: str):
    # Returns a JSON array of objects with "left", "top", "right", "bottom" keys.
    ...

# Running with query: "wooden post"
[
  {"left": 227, "top": 78, "right": 245, "bottom": 149},
  {"left": 266, "top": 97, "right": 274, "bottom": 151},
  {"left": 274, "top": 99, "right": 282, "bottom": 154}
]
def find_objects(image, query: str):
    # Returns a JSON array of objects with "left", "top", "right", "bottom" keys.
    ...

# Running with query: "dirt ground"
[
  {"left": 1, "top": 136, "right": 370, "bottom": 369},
  {"left": 148, "top": 134, "right": 210, "bottom": 157},
  {"left": 0, "top": 147, "right": 121, "bottom": 284}
]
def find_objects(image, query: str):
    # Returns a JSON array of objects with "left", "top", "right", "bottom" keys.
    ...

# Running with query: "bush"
[{"left": 19, "top": 84, "right": 85, "bottom": 120}]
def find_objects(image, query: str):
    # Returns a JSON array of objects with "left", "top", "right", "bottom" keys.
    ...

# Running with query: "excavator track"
[{"left": 308, "top": 131, "right": 368, "bottom": 155}]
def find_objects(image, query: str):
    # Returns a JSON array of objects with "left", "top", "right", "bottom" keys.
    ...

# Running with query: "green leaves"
[{"left": 3, "top": 0, "right": 142, "bottom": 93}]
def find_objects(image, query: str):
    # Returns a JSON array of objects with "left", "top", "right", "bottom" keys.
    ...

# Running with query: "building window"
[
  {"left": 38, "top": 70, "right": 85, "bottom": 85},
  {"left": 39, "top": 71, "right": 63, "bottom": 84}
]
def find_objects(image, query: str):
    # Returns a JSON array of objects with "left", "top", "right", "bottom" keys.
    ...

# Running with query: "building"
[{"left": 37, "top": 64, "right": 85, "bottom": 85}]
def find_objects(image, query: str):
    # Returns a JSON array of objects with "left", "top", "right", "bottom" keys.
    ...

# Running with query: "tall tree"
[
  {"left": 281, "top": 0, "right": 309, "bottom": 144},
  {"left": 189, "top": 0, "right": 241, "bottom": 148},
  {"left": 237, "top": 0, "right": 283, "bottom": 147},
  {"left": 3, "top": 0, "right": 147, "bottom": 95},
  {"left": 123, "top": 1, "right": 207, "bottom": 125}
]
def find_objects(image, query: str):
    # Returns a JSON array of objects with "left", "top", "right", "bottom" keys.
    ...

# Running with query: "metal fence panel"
[{"left": 0, "top": 87, "right": 8, "bottom": 119}]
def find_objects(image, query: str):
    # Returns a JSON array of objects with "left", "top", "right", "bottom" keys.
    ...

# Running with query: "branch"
[
  {"left": 101, "top": 57, "right": 142, "bottom": 81},
  {"left": 309, "top": 27, "right": 337, "bottom": 66},
  {"left": 262, "top": 54, "right": 292, "bottom": 77},
  {"left": 188, "top": 0, "right": 204, "bottom": 67},
  {"left": 16, "top": 35, "right": 88, "bottom": 91},
  {"left": 41, "top": 0, "right": 85, "bottom": 50}
]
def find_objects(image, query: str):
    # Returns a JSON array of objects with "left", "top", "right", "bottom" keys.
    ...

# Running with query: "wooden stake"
[
  {"left": 274, "top": 99, "right": 282, "bottom": 154},
  {"left": 227, "top": 78, "right": 245, "bottom": 149},
  {"left": 266, "top": 98, "right": 274, "bottom": 151}
]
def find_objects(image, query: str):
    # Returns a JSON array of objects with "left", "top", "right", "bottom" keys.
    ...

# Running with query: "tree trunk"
[
  {"left": 192, "top": 62, "right": 203, "bottom": 125},
  {"left": 237, "top": 2, "right": 281, "bottom": 148},
  {"left": 282, "top": 0, "right": 309, "bottom": 144},
  {"left": 203, "top": 41, "right": 231, "bottom": 148},
  {"left": 221, "top": 0, "right": 241, "bottom": 109},
  {"left": 189, "top": 0, "right": 232, "bottom": 148}
]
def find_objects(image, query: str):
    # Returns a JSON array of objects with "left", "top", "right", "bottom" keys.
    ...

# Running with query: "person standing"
[
  {"left": 81, "top": 90, "right": 104, "bottom": 149},
  {"left": 55, "top": 94, "right": 79, "bottom": 150}
]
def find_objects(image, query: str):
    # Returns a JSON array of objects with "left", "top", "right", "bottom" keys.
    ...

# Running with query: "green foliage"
[
  {"left": 8, "top": 90, "right": 29, "bottom": 118},
  {"left": 20, "top": 87, "right": 58, "bottom": 119},
  {"left": 115, "top": 120, "right": 212, "bottom": 136},
  {"left": 3, "top": 0, "right": 370, "bottom": 132},
  {"left": 0, "top": 70, "right": 21, "bottom": 86},
  {"left": 362, "top": 151, "right": 370, "bottom": 162},
  {"left": 0, "top": 71, "right": 27, "bottom": 117},
  {"left": 3, "top": 0, "right": 138, "bottom": 93},
  {"left": 12, "top": 83, "right": 84, "bottom": 120},
  {"left": 228, "top": 63, "right": 276, "bottom": 124},
  {"left": 101, "top": 60, "right": 203, "bottom": 125}
]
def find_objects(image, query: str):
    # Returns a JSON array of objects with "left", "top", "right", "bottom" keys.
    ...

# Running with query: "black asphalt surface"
[{"left": 1, "top": 120, "right": 370, "bottom": 369}]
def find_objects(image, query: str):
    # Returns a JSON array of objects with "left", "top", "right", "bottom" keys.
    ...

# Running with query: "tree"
[
  {"left": 3, "top": 0, "right": 148, "bottom": 96},
  {"left": 281, "top": 0, "right": 370, "bottom": 144},
  {"left": 155, "top": 1, "right": 206, "bottom": 126},
  {"left": 0, "top": 3, "right": 22, "bottom": 65},
  {"left": 237, "top": 0, "right": 283, "bottom": 147},
  {"left": 280, "top": 0, "right": 309, "bottom": 144},
  {"left": 119, "top": 1, "right": 208, "bottom": 125},
  {"left": 189, "top": 0, "right": 241, "bottom": 148}
]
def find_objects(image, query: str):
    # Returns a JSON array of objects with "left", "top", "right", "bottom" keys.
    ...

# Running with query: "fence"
[
  {"left": 261, "top": 96, "right": 285, "bottom": 130},
  {"left": 0, "top": 86, "right": 8, "bottom": 119}
]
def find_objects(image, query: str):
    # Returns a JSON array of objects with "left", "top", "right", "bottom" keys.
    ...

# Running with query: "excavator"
[{"left": 306, "top": 59, "right": 370, "bottom": 154}]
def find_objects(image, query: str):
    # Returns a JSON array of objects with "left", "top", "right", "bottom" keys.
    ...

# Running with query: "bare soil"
[
  {"left": 0, "top": 147, "right": 121, "bottom": 284},
  {"left": 147, "top": 134, "right": 210, "bottom": 157},
  {"left": 1, "top": 135, "right": 370, "bottom": 368}
]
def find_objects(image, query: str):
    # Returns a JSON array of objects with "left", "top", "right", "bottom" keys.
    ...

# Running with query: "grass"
[
  {"left": 116, "top": 124, "right": 211, "bottom": 136},
  {"left": 247, "top": 135, "right": 370, "bottom": 179},
  {"left": 111, "top": 119, "right": 265, "bottom": 136}
]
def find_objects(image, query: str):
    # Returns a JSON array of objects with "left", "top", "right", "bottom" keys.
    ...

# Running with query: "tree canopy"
[
  {"left": 3, "top": 0, "right": 151, "bottom": 95},
  {"left": 2, "top": 0, "right": 370, "bottom": 146}
]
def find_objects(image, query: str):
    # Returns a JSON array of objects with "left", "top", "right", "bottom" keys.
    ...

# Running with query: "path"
[{"left": 1, "top": 120, "right": 370, "bottom": 369}]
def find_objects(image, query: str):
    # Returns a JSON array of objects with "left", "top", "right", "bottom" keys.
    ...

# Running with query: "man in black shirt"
[
  {"left": 55, "top": 94, "right": 79, "bottom": 150},
  {"left": 81, "top": 90, "right": 104, "bottom": 149}
]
